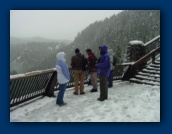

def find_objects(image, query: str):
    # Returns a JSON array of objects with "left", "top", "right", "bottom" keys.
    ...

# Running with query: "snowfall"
[{"left": 10, "top": 81, "right": 160, "bottom": 122}]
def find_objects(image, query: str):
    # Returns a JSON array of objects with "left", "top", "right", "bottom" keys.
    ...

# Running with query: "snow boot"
[{"left": 90, "top": 89, "right": 97, "bottom": 92}]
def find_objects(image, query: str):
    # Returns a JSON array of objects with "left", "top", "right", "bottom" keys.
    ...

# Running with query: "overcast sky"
[{"left": 10, "top": 10, "right": 122, "bottom": 41}]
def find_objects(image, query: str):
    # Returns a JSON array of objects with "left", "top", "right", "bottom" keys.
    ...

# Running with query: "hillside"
[{"left": 10, "top": 41, "right": 69, "bottom": 74}]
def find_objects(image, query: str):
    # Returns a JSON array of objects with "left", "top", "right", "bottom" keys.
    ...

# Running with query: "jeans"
[
  {"left": 56, "top": 83, "right": 67, "bottom": 105},
  {"left": 108, "top": 70, "right": 113, "bottom": 87}
]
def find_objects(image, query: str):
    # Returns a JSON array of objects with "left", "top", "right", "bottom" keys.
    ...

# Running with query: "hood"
[
  {"left": 56, "top": 52, "right": 66, "bottom": 61},
  {"left": 100, "top": 45, "right": 108, "bottom": 54}
]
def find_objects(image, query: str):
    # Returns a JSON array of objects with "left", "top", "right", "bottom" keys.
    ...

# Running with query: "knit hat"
[{"left": 75, "top": 48, "right": 80, "bottom": 53}]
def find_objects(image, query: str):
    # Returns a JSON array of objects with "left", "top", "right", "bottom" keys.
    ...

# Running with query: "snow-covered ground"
[{"left": 10, "top": 81, "right": 160, "bottom": 122}]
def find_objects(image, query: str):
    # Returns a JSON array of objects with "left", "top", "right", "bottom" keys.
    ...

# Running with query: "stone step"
[
  {"left": 146, "top": 66, "right": 160, "bottom": 71},
  {"left": 142, "top": 69, "right": 160, "bottom": 75},
  {"left": 130, "top": 78, "right": 160, "bottom": 86},
  {"left": 128, "top": 54, "right": 160, "bottom": 86},
  {"left": 149, "top": 64, "right": 160, "bottom": 68},
  {"left": 154, "top": 61, "right": 160, "bottom": 65},
  {"left": 156, "top": 56, "right": 160, "bottom": 61},
  {"left": 135, "top": 75, "right": 160, "bottom": 82},
  {"left": 137, "top": 72, "right": 160, "bottom": 78}
]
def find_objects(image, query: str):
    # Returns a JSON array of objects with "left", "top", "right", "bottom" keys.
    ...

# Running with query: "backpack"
[{"left": 112, "top": 55, "right": 117, "bottom": 66}]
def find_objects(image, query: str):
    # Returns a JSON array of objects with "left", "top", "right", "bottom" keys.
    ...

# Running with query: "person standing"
[
  {"left": 71, "top": 48, "right": 85, "bottom": 95},
  {"left": 108, "top": 49, "right": 115, "bottom": 88},
  {"left": 56, "top": 52, "right": 70, "bottom": 106},
  {"left": 86, "top": 49, "right": 98, "bottom": 92},
  {"left": 95, "top": 45, "right": 110, "bottom": 101}
]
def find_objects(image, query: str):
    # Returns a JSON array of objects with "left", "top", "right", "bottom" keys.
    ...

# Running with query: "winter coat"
[
  {"left": 56, "top": 52, "right": 70, "bottom": 84},
  {"left": 95, "top": 45, "right": 110, "bottom": 77},
  {"left": 87, "top": 52, "right": 97, "bottom": 72},
  {"left": 71, "top": 53, "right": 83, "bottom": 70}
]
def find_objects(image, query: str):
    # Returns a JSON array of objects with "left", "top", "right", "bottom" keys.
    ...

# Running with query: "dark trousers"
[
  {"left": 99, "top": 76, "right": 108, "bottom": 99},
  {"left": 108, "top": 70, "right": 113, "bottom": 87}
]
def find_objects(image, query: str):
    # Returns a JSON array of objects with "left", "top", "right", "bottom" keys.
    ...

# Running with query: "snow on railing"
[{"left": 10, "top": 68, "right": 56, "bottom": 80}]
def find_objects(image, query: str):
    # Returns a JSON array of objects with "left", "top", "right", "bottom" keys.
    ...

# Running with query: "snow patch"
[{"left": 129, "top": 40, "right": 144, "bottom": 46}]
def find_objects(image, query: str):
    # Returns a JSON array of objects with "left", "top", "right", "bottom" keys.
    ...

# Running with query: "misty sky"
[{"left": 10, "top": 10, "right": 122, "bottom": 41}]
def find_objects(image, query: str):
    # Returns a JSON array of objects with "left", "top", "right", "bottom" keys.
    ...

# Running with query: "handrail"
[
  {"left": 144, "top": 35, "right": 160, "bottom": 56},
  {"left": 133, "top": 46, "right": 160, "bottom": 67},
  {"left": 10, "top": 64, "right": 131, "bottom": 82},
  {"left": 116, "top": 62, "right": 134, "bottom": 66},
  {"left": 10, "top": 68, "right": 56, "bottom": 81},
  {"left": 144, "top": 35, "right": 160, "bottom": 46}
]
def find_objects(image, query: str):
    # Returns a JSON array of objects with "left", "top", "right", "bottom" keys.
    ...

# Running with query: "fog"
[{"left": 10, "top": 10, "right": 122, "bottom": 41}]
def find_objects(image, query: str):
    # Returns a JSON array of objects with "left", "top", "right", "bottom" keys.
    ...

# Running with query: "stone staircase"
[{"left": 130, "top": 56, "right": 160, "bottom": 86}]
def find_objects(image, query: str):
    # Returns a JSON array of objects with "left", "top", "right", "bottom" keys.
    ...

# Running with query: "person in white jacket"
[
  {"left": 108, "top": 49, "right": 115, "bottom": 88},
  {"left": 56, "top": 52, "right": 70, "bottom": 106}
]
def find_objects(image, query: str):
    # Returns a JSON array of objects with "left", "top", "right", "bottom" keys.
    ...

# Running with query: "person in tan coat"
[{"left": 71, "top": 48, "right": 85, "bottom": 95}]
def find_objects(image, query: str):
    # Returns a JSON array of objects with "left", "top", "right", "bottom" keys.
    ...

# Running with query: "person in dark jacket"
[
  {"left": 71, "top": 48, "right": 85, "bottom": 95},
  {"left": 86, "top": 49, "right": 98, "bottom": 92},
  {"left": 95, "top": 45, "right": 110, "bottom": 101}
]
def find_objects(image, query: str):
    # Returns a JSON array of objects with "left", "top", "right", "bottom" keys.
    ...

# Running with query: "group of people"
[{"left": 55, "top": 44, "right": 116, "bottom": 106}]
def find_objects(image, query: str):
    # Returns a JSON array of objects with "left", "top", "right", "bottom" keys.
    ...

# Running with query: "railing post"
[
  {"left": 44, "top": 71, "right": 57, "bottom": 97},
  {"left": 122, "top": 65, "right": 133, "bottom": 80},
  {"left": 152, "top": 53, "right": 155, "bottom": 64}
]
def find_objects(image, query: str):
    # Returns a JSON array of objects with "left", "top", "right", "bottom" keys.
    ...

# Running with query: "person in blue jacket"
[
  {"left": 56, "top": 52, "right": 70, "bottom": 106},
  {"left": 95, "top": 45, "right": 110, "bottom": 101}
]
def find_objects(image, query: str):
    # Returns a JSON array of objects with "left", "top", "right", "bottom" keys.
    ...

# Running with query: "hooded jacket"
[
  {"left": 56, "top": 52, "right": 70, "bottom": 84},
  {"left": 95, "top": 45, "right": 110, "bottom": 77}
]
